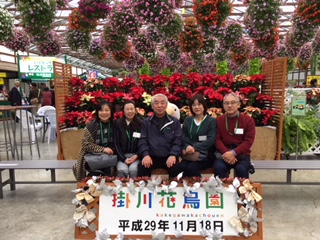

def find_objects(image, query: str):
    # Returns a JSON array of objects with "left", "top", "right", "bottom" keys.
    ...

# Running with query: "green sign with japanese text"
[
  {"left": 291, "top": 95, "right": 306, "bottom": 116},
  {"left": 18, "top": 56, "right": 65, "bottom": 81}
]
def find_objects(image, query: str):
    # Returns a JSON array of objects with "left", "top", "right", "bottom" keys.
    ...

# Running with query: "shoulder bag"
[
  {"left": 84, "top": 152, "right": 118, "bottom": 170},
  {"left": 30, "top": 89, "right": 40, "bottom": 105},
  {"left": 182, "top": 149, "right": 207, "bottom": 161}
]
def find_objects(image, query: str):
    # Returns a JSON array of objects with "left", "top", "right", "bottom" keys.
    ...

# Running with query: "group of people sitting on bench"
[{"left": 73, "top": 93, "right": 255, "bottom": 182}]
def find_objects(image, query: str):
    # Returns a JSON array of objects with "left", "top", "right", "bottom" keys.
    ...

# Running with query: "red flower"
[
  {"left": 202, "top": 74, "right": 219, "bottom": 87},
  {"left": 130, "top": 86, "right": 145, "bottom": 100},
  {"left": 203, "top": 88, "right": 224, "bottom": 104},
  {"left": 186, "top": 72, "right": 203, "bottom": 88},
  {"left": 217, "top": 87, "right": 233, "bottom": 95},
  {"left": 239, "top": 87, "right": 259, "bottom": 95},
  {"left": 194, "top": 86, "right": 210, "bottom": 95},
  {"left": 153, "top": 87, "right": 169, "bottom": 96},
  {"left": 174, "top": 87, "right": 193, "bottom": 100},
  {"left": 102, "top": 77, "right": 120, "bottom": 88},
  {"left": 250, "top": 74, "right": 266, "bottom": 83},
  {"left": 70, "top": 77, "right": 85, "bottom": 87},
  {"left": 217, "top": 74, "right": 234, "bottom": 87},
  {"left": 169, "top": 73, "right": 185, "bottom": 87},
  {"left": 114, "top": 111, "right": 124, "bottom": 120},
  {"left": 139, "top": 75, "right": 153, "bottom": 85},
  {"left": 153, "top": 75, "right": 168, "bottom": 87},
  {"left": 120, "top": 77, "right": 136, "bottom": 89},
  {"left": 262, "top": 109, "right": 279, "bottom": 125},
  {"left": 256, "top": 93, "right": 273, "bottom": 103}
]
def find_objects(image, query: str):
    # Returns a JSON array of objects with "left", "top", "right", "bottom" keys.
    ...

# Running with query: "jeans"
[
  {"left": 117, "top": 160, "right": 140, "bottom": 178},
  {"left": 214, "top": 155, "right": 251, "bottom": 178}
]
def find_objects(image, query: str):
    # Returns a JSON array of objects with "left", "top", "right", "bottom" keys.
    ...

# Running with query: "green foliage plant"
[
  {"left": 283, "top": 109, "right": 320, "bottom": 155},
  {"left": 248, "top": 58, "right": 261, "bottom": 75},
  {"left": 216, "top": 61, "right": 229, "bottom": 76}
]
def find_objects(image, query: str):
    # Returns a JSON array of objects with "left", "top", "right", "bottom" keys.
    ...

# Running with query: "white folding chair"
[
  {"left": 44, "top": 110, "right": 57, "bottom": 143},
  {"left": 37, "top": 106, "right": 56, "bottom": 116},
  {"left": 16, "top": 110, "right": 43, "bottom": 142}
]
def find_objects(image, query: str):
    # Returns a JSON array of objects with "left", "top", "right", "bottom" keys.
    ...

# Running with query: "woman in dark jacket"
[
  {"left": 114, "top": 100, "right": 142, "bottom": 178},
  {"left": 179, "top": 94, "right": 216, "bottom": 177},
  {"left": 73, "top": 100, "right": 117, "bottom": 182}
]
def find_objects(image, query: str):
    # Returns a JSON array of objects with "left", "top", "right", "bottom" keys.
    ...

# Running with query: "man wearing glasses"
[{"left": 214, "top": 92, "right": 255, "bottom": 180}]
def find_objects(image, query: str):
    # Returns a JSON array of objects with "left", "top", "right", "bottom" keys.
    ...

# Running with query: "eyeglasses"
[{"left": 223, "top": 101, "right": 239, "bottom": 106}]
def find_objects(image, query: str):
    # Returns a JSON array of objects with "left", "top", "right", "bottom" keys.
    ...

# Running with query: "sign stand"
[{"left": 291, "top": 95, "right": 307, "bottom": 160}]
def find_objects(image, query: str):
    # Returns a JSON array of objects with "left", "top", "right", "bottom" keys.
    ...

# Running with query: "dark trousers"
[
  {"left": 214, "top": 155, "right": 251, "bottom": 178},
  {"left": 138, "top": 156, "right": 182, "bottom": 179},
  {"left": 179, "top": 160, "right": 212, "bottom": 177}
]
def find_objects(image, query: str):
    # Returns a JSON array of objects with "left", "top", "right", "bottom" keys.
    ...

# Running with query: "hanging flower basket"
[
  {"left": 193, "top": 0, "right": 232, "bottom": 29},
  {"left": 37, "top": 31, "right": 61, "bottom": 56},
  {"left": 78, "top": 0, "right": 111, "bottom": 20},
  {"left": 296, "top": 0, "right": 320, "bottom": 26},
  {"left": 312, "top": 28, "right": 320, "bottom": 54},
  {"left": 124, "top": 51, "right": 145, "bottom": 72},
  {"left": 132, "top": 0, "right": 174, "bottom": 25},
  {"left": 18, "top": 0, "right": 56, "bottom": 38},
  {"left": 88, "top": 38, "right": 107, "bottom": 60},
  {"left": 66, "top": 29, "right": 91, "bottom": 51},
  {"left": 56, "top": 0, "right": 69, "bottom": 9},
  {"left": 297, "top": 42, "right": 312, "bottom": 62},
  {"left": 223, "top": 21, "right": 243, "bottom": 49},
  {"left": 179, "top": 17, "right": 204, "bottom": 53},
  {"left": 103, "top": 25, "right": 128, "bottom": 52},
  {"left": 132, "top": 33, "right": 157, "bottom": 60},
  {"left": 68, "top": 8, "right": 98, "bottom": 32},
  {"left": 112, "top": 41, "right": 133, "bottom": 63},
  {"left": 158, "top": 13, "right": 183, "bottom": 39},
  {"left": 0, "top": 7, "right": 14, "bottom": 42},
  {"left": 109, "top": 1, "right": 140, "bottom": 37},
  {"left": 4, "top": 27, "right": 30, "bottom": 52},
  {"left": 244, "top": 0, "right": 281, "bottom": 39},
  {"left": 163, "top": 38, "right": 181, "bottom": 62}
]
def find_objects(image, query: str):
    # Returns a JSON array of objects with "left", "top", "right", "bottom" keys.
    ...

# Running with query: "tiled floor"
[{"left": 0, "top": 123, "right": 320, "bottom": 239}]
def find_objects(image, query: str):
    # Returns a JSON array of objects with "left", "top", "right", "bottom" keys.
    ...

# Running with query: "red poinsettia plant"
[{"left": 60, "top": 73, "right": 278, "bottom": 128}]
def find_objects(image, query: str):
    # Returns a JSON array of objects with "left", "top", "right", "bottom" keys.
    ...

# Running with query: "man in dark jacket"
[
  {"left": 8, "top": 80, "right": 22, "bottom": 122},
  {"left": 9, "top": 80, "right": 22, "bottom": 106},
  {"left": 138, "top": 94, "right": 182, "bottom": 178}
]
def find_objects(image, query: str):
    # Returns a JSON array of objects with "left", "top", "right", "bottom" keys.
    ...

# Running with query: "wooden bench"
[
  {"left": 0, "top": 160, "right": 77, "bottom": 199},
  {"left": 152, "top": 160, "right": 320, "bottom": 185}
]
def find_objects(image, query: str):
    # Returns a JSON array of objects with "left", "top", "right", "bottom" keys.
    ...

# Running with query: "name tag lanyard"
[
  {"left": 226, "top": 113, "right": 239, "bottom": 136},
  {"left": 126, "top": 130, "right": 139, "bottom": 142},
  {"left": 190, "top": 115, "right": 207, "bottom": 140},
  {"left": 100, "top": 121, "right": 111, "bottom": 145}
]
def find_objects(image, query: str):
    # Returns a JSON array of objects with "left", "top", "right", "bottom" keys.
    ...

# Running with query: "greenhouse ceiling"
[{"left": 0, "top": 0, "right": 298, "bottom": 72}]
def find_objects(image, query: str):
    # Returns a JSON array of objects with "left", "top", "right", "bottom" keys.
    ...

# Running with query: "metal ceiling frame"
[{"left": 0, "top": 0, "right": 298, "bottom": 71}]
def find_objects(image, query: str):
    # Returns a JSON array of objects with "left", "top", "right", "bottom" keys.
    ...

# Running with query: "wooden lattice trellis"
[
  {"left": 262, "top": 57, "right": 287, "bottom": 160},
  {"left": 53, "top": 61, "right": 73, "bottom": 160}
]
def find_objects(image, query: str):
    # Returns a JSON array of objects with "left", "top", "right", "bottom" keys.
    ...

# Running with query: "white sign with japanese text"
[
  {"left": 18, "top": 56, "right": 65, "bottom": 80},
  {"left": 99, "top": 186, "right": 238, "bottom": 236}
]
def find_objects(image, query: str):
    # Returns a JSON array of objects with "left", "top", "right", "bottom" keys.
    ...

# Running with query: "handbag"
[
  {"left": 182, "top": 149, "right": 208, "bottom": 161},
  {"left": 84, "top": 152, "right": 118, "bottom": 170},
  {"left": 182, "top": 151, "right": 200, "bottom": 161},
  {"left": 30, "top": 98, "right": 39, "bottom": 105},
  {"left": 30, "top": 89, "right": 41, "bottom": 105}
]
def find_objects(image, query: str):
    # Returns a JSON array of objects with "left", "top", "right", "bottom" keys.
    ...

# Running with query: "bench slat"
[{"left": 0, "top": 160, "right": 76, "bottom": 170}]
